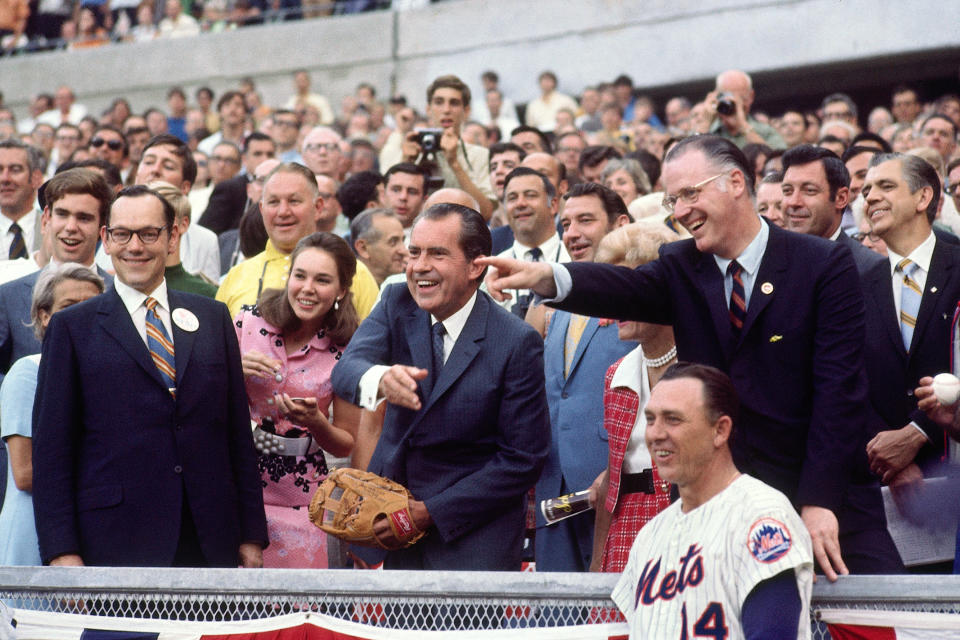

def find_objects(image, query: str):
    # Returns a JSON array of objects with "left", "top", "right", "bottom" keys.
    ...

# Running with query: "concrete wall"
[{"left": 2, "top": 0, "right": 957, "bottom": 120}]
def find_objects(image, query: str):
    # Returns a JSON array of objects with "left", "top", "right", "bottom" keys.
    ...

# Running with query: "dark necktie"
[
  {"left": 728, "top": 260, "right": 747, "bottom": 335},
  {"left": 8, "top": 222, "right": 26, "bottom": 259},
  {"left": 431, "top": 321, "right": 446, "bottom": 376},
  {"left": 528, "top": 247, "right": 543, "bottom": 262}
]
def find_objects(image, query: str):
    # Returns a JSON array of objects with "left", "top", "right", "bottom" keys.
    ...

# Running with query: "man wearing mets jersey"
[{"left": 611, "top": 363, "right": 812, "bottom": 639}]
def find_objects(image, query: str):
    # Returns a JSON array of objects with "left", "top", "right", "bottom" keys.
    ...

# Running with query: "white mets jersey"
[{"left": 611, "top": 474, "right": 813, "bottom": 639}]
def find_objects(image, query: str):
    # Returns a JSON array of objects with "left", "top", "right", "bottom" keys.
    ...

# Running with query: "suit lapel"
[
  {"left": 739, "top": 227, "right": 789, "bottom": 343},
  {"left": 865, "top": 257, "right": 907, "bottom": 361},
  {"left": 911, "top": 240, "right": 952, "bottom": 356},
  {"left": 567, "top": 317, "right": 599, "bottom": 379},
  {"left": 97, "top": 289, "right": 169, "bottom": 391},
  {"left": 403, "top": 307, "right": 434, "bottom": 399},
  {"left": 423, "top": 296, "right": 485, "bottom": 411},
  {"left": 168, "top": 292, "right": 196, "bottom": 388},
  {"left": 692, "top": 251, "right": 734, "bottom": 359}
]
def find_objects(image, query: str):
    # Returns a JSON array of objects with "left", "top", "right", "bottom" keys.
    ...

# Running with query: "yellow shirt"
[{"left": 216, "top": 239, "right": 377, "bottom": 320}]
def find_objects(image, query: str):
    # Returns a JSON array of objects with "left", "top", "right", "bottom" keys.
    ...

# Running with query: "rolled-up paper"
[{"left": 540, "top": 489, "right": 593, "bottom": 525}]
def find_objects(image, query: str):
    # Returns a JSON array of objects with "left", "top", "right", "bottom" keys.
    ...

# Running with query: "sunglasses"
[{"left": 90, "top": 137, "right": 124, "bottom": 151}]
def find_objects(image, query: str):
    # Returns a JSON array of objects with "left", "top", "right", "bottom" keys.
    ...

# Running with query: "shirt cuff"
[
  {"left": 909, "top": 421, "right": 931, "bottom": 443},
  {"left": 544, "top": 263, "right": 572, "bottom": 303},
  {"left": 358, "top": 365, "right": 390, "bottom": 411}
]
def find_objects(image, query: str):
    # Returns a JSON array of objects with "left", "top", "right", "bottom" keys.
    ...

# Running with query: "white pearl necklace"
[{"left": 645, "top": 345, "right": 678, "bottom": 368}]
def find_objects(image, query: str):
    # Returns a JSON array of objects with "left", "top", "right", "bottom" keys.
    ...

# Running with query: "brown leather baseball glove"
[{"left": 309, "top": 468, "right": 426, "bottom": 549}]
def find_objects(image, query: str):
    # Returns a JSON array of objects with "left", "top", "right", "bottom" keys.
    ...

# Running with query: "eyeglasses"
[
  {"left": 210, "top": 155, "right": 240, "bottom": 164},
  {"left": 851, "top": 231, "right": 880, "bottom": 243},
  {"left": 661, "top": 173, "right": 725, "bottom": 213},
  {"left": 304, "top": 142, "right": 339, "bottom": 153},
  {"left": 90, "top": 137, "right": 124, "bottom": 151},
  {"left": 106, "top": 225, "right": 168, "bottom": 244},
  {"left": 824, "top": 110, "right": 853, "bottom": 121}
]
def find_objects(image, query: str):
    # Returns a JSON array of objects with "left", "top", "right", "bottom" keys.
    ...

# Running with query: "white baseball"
[{"left": 932, "top": 373, "right": 960, "bottom": 405}]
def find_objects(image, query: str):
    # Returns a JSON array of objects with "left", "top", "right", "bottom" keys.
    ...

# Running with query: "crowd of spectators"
[
  {"left": 0, "top": 0, "right": 436, "bottom": 53},
  {"left": 1, "top": 62, "right": 959, "bottom": 587}
]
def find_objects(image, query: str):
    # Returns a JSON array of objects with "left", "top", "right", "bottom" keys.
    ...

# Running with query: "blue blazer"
[
  {"left": 559, "top": 222, "right": 870, "bottom": 517},
  {"left": 31, "top": 288, "right": 267, "bottom": 566},
  {"left": 535, "top": 311, "right": 632, "bottom": 568},
  {"left": 0, "top": 266, "right": 113, "bottom": 384},
  {"left": 332, "top": 284, "right": 549, "bottom": 570}
]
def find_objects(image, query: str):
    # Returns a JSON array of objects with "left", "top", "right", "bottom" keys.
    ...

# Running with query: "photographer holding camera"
[
  {"left": 401, "top": 75, "right": 496, "bottom": 222},
  {"left": 696, "top": 69, "right": 785, "bottom": 149}
]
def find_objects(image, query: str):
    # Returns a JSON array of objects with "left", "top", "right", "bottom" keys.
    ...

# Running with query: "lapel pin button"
[{"left": 760, "top": 282, "right": 774, "bottom": 295}]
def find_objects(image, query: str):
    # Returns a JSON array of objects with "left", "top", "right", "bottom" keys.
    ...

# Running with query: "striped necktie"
[
  {"left": 145, "top": 297, "right": 176, "bottom": 397},
  {"left": 8, "top": 222, "right": 26, "bottom": 259},
  {"left": 897, "top": 258, "right": 922, "bottom": 353},
  {"left": 728, "top": 260, "right": 747, "bottom": 336}
]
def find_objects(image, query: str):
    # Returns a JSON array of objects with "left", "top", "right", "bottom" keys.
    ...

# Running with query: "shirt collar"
[
  {"left": 713, "top": 216, "right": 769, "bottom": 276},
  {"left": 263, "top": 239, "right": 289, "bottom": 260},
  {"left": 432, "top": 290, "right": 478, "bottom": 344},
  {"left": 609, "top": 345, "right": 648, "bottom": 394},
  {"left": 887, "top": 231, "right": 936, "bottom": 277},
  {"left": 512, "top": 232, "right": 563, "bottom": 262},
  {"left": 0, "top": 207, "right": 37, "bottom": 233},
  {"left": 114, "top": 277, "right": 170, "bottom": 315}
]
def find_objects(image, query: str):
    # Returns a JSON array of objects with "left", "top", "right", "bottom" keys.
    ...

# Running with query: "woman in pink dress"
[{"left": 235, "top": 232, "right": 361, "bottom": 568}]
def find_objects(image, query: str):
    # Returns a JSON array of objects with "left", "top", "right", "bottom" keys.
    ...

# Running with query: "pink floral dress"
[{"left": 235, "top": 306, "right": 343, "bottom": 568}]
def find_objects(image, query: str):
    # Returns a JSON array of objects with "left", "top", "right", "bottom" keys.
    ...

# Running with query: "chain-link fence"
[{"left": 2, "top": 568, "right": 960, "bottom": 637}]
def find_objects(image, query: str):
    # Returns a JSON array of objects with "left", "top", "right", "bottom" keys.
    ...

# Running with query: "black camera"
[
  {"left": 716, "top": 93, "right": 736, "bottom": 116},
  {"left": 415, "top": 128, "right": 444, "bottom": 155}
]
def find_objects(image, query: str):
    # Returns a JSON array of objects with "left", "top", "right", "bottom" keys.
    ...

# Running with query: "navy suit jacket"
[
  {"left": 32, "top": 287, "right": 267, "bottom": 566},
  {"left": 837, "top": 229, "right": 886, "bottom": 275},
  {"left": 331, "top": 284, "right": 549, "bottom": 570},
  {"left": 0, "top": 266, "right": 113, "bottom": 383},
  {"left": 558, "top": 222, "right": 870, "bottom": 516},
  {"left": 861, "top": 239, "right": 960, "bottom": 468}
]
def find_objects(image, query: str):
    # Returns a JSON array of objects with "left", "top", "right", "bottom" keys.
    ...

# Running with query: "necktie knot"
[
  {"left": 528, "top": 247, "right": 543, "bottom": 261},
  {"left": 897, "top": 258, "right": 914, "bottom": 275},
  {"left": 145, "top": 296, "right": 159, "bottom": 312}
]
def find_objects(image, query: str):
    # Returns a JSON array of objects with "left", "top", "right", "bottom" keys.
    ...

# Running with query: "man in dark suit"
[
  {"left": 780, "top": 144, "right": 884, "bottom": 275},
  {"left": 331, "top": 203, "right": 549, "bottom": 570},
  {"left": 861, "top": 153, "right": 959, "bottom": 502},
  {"left": 198, "top": 133, "right": 276, "bottom": 235},
  {"left": 0, "top": 168, "right": 115, "bottom": 383},
  {"left": 483, "top": 135, "right": 901, "bottom": 580},
  {"left": 32, "top": 185, "right": 267, "bottom": 567}
]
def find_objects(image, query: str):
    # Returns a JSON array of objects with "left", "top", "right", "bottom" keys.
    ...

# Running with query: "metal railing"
[{"left": 1, "top": 568, "right": 960, "bottom": 637}]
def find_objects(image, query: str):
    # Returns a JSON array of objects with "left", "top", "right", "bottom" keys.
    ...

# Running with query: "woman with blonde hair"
[{"left": 589, "top": 222, "right": 682, "bottom": 573}]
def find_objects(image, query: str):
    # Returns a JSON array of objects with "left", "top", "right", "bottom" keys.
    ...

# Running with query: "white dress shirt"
[{"left": 114, "top": 278, "right": 174, "bottom": 347}]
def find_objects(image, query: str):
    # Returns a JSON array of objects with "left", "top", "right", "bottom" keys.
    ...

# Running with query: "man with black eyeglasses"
[
  {"left": 32, "top": 184, "right": 267, "bottom": 568},
  {"left": 483, "top": 134, "right": 902, "bottom": 581}
]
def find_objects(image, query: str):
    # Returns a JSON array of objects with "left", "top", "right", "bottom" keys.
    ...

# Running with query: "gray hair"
[
  {"left": 350, "top": 207, "right": 395, "bottom": 245},
  {"left": 30, "top": 263, "right": 105, "bottom": 341},
  {"left": 600, "top": 158, "right": 652, "bottom": 197}
]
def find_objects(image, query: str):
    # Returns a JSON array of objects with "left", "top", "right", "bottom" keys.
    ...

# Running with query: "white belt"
[{"left": 252, "top": 426, "right": 320, "bottom": 457}]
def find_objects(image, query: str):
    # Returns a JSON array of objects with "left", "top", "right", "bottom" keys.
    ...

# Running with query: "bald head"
[
  {"left": 716, "top": 70, "right": 754, "bottom": 112},
  {"left": 521, "top": 152, "right": 566, "bottom": 196},
  {"left": 423, "top": 188, "right": 479, "bottom": 211}
]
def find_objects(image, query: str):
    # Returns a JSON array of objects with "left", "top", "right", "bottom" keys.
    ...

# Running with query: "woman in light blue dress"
[{"left": 0, "top": 264, "right": 104, "bottom": 565}]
